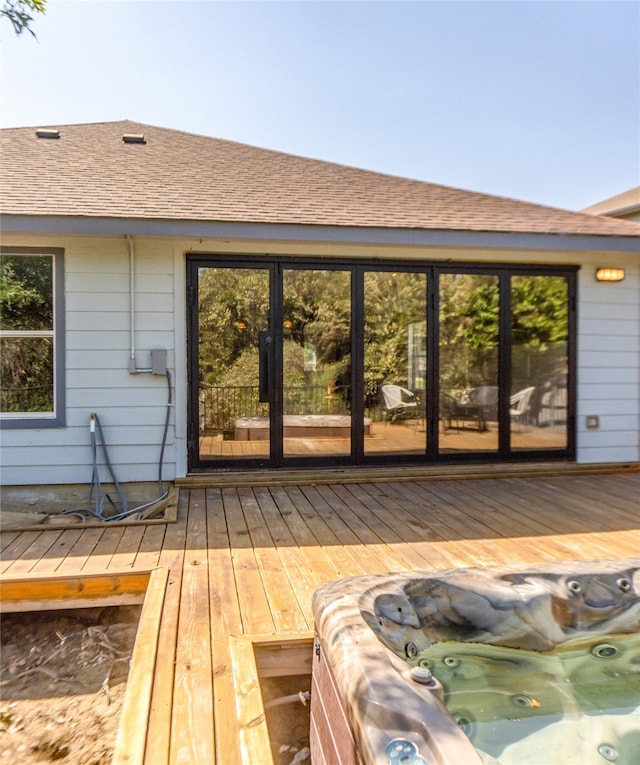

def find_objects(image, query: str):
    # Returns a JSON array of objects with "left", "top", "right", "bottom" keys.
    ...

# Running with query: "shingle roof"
[{"left": 2, "top": 120, "right": 639, "bottom": 238}]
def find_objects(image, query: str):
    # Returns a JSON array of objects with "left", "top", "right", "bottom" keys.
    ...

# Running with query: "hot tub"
[
  {"left": 234, "top": 415, "right": 372, "bottom": 441},
  {"left": 310, "top": 559, "right": 640, "bottom": 765}
]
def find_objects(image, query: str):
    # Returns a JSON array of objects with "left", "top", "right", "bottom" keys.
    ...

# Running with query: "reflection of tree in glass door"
[
  {"left": 511, "top": 275, "right": 569, "bottom": 451},
  {"left": 283, "top": 269, "right": 352, "bottom": 457},
  {"left": 439, "top": 273, "right": 499, "bottom": 452},
  {"left": 197, "top": 266, "right": 271, "bottom": 461},
  {"left": 364, "top": 271, "right": 427, "bottom": 456}
]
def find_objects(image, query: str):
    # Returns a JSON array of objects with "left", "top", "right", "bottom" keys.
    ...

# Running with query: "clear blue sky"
[{"left": 1, "top": 0, "right": 638, "bottom": 211}]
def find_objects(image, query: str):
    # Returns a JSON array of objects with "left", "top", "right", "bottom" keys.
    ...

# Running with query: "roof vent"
[
  {"left": 123, "top": 133, "right": 146, "bottom": 144},
  {"left": 36, "top": 129, "right": 60, "bottom": 139}
]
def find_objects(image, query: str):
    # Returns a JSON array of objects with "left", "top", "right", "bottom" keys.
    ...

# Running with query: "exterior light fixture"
[{"left": 595, "top": 268, "right": 625, "bottom": 282}]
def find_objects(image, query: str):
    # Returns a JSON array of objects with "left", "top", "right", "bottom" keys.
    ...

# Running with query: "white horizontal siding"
[
  {"left": 580, "top": 320, "right": 639, "bottom": 338},
  {"left": 67, "top": 271, "right": 173, "bottom": 292},
  {"left": 66, "top": 311, "right": 174, "bottom": 332},
  {"left": 577, "top": 254, "right": 640, "bottom": 463},
  {"left": 578, "top": 445, "right": 640, "bottom": 464},
  {"left": 579, "top": 302, "right": 637, "bottom": 321},
  {"left": 4, "top": 443, "right": 176, "bottom": 468},
  {"left": 1, "top": 235, "right": 177, "bottom": 485},
  {"left": 580, "top": 348, "right": 638, "bottom": 366},
  {"left": 577, "top": 399, "right": 639, "bottom": 418},
  {"left": 67, "top": 331, "right": 170, "bottom": 350},
  {"left": 578, "top": 367, "right": 638, "bottom": 385}
]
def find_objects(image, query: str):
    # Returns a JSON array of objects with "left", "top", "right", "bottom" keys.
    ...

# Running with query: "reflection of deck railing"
[{"left": 199, "top": 385, "right": 351, "bottom": 433}]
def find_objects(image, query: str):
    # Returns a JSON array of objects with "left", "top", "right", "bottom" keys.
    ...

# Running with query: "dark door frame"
[{"left": 187, "top": 254, "right": 577, "bottom": 472}]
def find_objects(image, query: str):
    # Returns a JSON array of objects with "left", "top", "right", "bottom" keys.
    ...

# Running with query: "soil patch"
[
  {"left": 0, "top": 605, "right": 141, "bottom": 764},
  {"left": 261, "top": 674, "right": 311, "bottom": 765}
]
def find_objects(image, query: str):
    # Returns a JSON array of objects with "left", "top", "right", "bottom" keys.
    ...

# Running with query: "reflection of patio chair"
[
  {"left": 440, "top": 392, "right": 462, "bottom": 432},
  {"left": 381, "top": 385, "right": 419, "bottom": 425},
  {"left": 510, "top": 386, "right": 535, "bottom": 428},
  {"left": 530, "top": 380, "right": 567, "bottom": 428},
  {"left": 442, "top": 386, "right": 498, "bottom": 431}
]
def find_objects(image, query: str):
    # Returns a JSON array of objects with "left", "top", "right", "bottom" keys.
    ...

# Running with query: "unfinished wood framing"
[{"left": 0, "top": 566, "right": 169, "bottom": 765}]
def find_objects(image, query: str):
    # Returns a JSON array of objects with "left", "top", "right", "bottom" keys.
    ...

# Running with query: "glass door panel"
[
  {"left": 510, "top": 275, "right": 569, "bottom": 451},
  {"left": 439, "top": 273, "right": 499, "bottom": 453},
  {"left": 282, "top": 269, "right": 352, "bottom": 458},
  {"left": 363, "top": 271, "right": 427, "bottom": 455},
  {"left": 197, "top": 266, "right": 271, "bottom": 462}
]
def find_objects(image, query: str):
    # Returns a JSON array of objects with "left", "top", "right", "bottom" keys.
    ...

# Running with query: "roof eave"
[
  {"left": 1, "top": 214, "right": 639, "bottom": 254},
  {"left": 586, "top": 204, "right": 640, "bottom": 219}
]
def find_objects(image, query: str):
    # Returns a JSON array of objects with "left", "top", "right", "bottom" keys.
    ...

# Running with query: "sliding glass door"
[{"left": 188, "top": 256, "right": 575, "bottom": 471}]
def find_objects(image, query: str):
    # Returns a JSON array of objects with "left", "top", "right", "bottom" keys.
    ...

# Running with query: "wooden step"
[{"left": 178, "top": 461, "right": 639, "bottom": 489}]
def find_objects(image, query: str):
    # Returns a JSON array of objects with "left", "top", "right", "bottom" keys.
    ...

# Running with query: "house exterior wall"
[
  {"left": 1, "top": 232, "right": 638, "bottom": 485},
  {"left": 577, "top": 254, "right": 640, "bottom": 463},
  {"left": 1, "top": 234, "right": 177, "bottom": 485}
]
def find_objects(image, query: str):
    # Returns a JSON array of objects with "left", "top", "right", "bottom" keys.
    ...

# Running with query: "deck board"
[
  {"left": 0, "top": 529, "right": 63, "bottom": 575},
  {"left": 206, "top": 488, "right": 244, "bottom": 765},
  {"left": 27, "top": 528, "right": 86, "bottom": 574},
  {"left": 1, "top": 470, "right": 639, "bottom": 764},
  {"left": 170, "top": 489, "right": 215, "bottom": 765},
  {"left": 223, "top": 487, "right": 278, "bottom": 635},
  {"left": 144, "top": 489, "right": 189, "bottom": 765}
]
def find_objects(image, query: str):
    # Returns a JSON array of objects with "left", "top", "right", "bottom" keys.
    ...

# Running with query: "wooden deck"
[
  {"left": 1, "top": 469, "right": 639, "bottom": 764},
  {"left": 200, "top": 419, "right": 567, "bottom": 458}
]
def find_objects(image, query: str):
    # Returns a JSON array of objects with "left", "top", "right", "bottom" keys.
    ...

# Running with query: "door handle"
[{"left": 258, "top": 331, "right": 273, "bottom": 403}]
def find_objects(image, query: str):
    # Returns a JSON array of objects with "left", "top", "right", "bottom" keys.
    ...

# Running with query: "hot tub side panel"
[{"left": 310, "top": 634, "right": 362, "bottom": 765}]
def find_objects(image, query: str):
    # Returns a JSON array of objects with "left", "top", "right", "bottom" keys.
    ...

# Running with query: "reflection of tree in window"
[
  {"left": 283, "top": 270, "right": 351, "bottom": 412},
  {"left": 511, "top": 276, "right": 569, "bottom": 429},
  {"left": 439, "top": 274, "right": 499, "bottom": 392},
  {"left": 363, "top": 272, "right": 426, "bottom": 409},
  {"left": 198, "top": 268, "right": 270, "bottom": 387},
  {"left": 0, "top": 254, "right": 54, "bottom": 413}
]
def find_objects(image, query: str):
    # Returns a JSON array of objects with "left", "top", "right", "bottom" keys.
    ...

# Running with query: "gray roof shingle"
[{"left": 2, "top": 120, "right": 639, "bottom": 238}]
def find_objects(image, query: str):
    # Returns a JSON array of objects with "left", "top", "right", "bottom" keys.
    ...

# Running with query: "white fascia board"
[{"left": 1, "top": 215, "right": 639, "bottom": 254}]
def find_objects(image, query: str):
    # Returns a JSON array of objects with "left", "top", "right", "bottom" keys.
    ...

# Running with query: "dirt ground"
[
  {"left": 261, "top": 674, "right": 311, "bottom": 765},
  {"left": 0, "top": 606, "right": 141, "bottom": 764}
]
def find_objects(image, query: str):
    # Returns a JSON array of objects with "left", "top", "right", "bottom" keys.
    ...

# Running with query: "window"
[{"left": 0, "top": 248, "right": 65, "bottom": 427}]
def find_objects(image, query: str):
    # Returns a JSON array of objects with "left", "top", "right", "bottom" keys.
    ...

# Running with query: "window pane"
[
  {"left": 283, "top": 269, "right": 351, "bottom": 457},
  {"left": 439, "top": 273, "right": 499, "bottom": 452},
  {"left": 0, "top": 254, "right": 53, "bottom": 330},
  {"left": 197, "top": 266, "right": 270, "bottom": 461},
  {"left": 511, "top": 275, "right": 568, "bottom": 450},
  {"left": 364, "top": 271, "right": 427, "bottom": 455},
  {"left": 1, "top": 337, "right": 54, "bottom": 413}
]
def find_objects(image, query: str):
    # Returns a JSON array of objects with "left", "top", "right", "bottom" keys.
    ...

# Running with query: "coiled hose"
[{"left": 55, "top": 370, "right": 172, "bottom": 523}]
